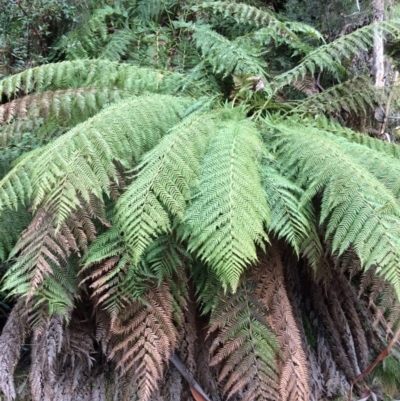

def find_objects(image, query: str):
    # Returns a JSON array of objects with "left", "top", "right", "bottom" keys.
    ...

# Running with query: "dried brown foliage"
[
  {"left": 0, "top": 299, "right": 29, "bottom": 400},
  {"left": 255, "top": 247, "right": 310, "bottom": 401},
  {"left": 208, "top": 272, "right": 280, "bottom": 401},
  {"left": 108, "top": 281, "right": 178, "bottom": 401}
]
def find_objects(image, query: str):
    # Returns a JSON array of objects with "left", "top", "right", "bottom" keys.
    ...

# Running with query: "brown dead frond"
[
  {"left": 108, "top": 281, "right": 178, "bottom": 401},
  {"left": 208, "top": 273, "right": 280, "bottom": 401},
  {"left": 29, "top": 315, "right": 64, "bottom": 401},
  {"left": 255, "top": 247, "right": 310, "bottom": 401},
  {"left": 0, "top": 299, "right": 30, "bottom": 400}
]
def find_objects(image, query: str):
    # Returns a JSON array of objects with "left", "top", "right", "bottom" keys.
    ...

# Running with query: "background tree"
[{"left": 1, "top": 1, "right": 400, "bottom": 401}]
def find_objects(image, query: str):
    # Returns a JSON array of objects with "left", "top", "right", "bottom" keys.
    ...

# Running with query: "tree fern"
[{"left": 184, "top": 117, "right": 270, "bottom": 291}]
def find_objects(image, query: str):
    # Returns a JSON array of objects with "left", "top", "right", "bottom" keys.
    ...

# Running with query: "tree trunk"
[{"left": 373, "top": 0, "right": 385, "bottom": 87}]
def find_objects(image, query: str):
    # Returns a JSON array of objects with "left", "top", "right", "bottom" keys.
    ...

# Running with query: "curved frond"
[
  {"left": 0, "top": 88, "right": 132, "bottom": 147},
  {"left": 0, "top": 59, "right": 199, "bottom": 100},
  {"left": 185, "top": 118, "right": 270, "bottom": 291},
  {"left": 194, "top": 1, "right": 323, "bottom": 41},
  {"left": 262, "top": 164, "right": 312, "bottom": 254},
  {"left": 191, "top": 24, "right": 267, "bottom": 78},
  {"left": 116, "top": 111, "right": 218, "bottom": 264},
  {"left": 0, "top": 95, "right": 192, "bottom": 225},
  {"left": 268, "top": 120, "right": 400, "bottom": 296},
  {"left": 291, "top": 75, "right": 376, "bottom": 116}
]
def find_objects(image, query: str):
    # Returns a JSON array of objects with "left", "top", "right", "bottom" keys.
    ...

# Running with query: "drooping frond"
[
  {"left": 2, "top": 208, "right": 79, "bottom": 299},
  {"left": 208, "top": 272, "right": 280, "bottom": 401},
  {"left": 0, "top": 95, "right": 192, "bottom": 226},
  {"left": 185, "top": 118, "right": 270, "bottom": 291},
  {"left": 29, "top": 316, "right": 64, "bottom": 401},
  {"left": 268, "top": 119, "right": 400, "bottom": 296},
  {"left": 256, "top": 248, "right": 310, "bottom": 401},
  {"left": 116, "top": 111, "right": 218, "bottom": 264},
  {"left": 310, "top": 115, "right": 400, "bottom": 159},
  {"left": 291, "top": 75, "right": 376, "bottom": 116},
  {"left": 0, "top": 88, "right": 133, "bottom": 146},
  {"left": 323, "top": 132, "right": 400, "bottom": 199},
  {"left": 0, "top": 149, "right": 37, "bottom": 211},
  {"left": 0, "top": 59, "right": 198, "bottom": 100},
  {"left": 0, "top": 299, "right": 30, "bottom": 401},
  {"left": 272, "top": 20, "right": 400, "bottom": 91},
  {"left": 108, "top": 281, "right": 178, "bottom": 401},
  {"left": 81, "top": 222, "right": 187, "bottom": 314},
  {"left": 261, "top": 164, "right": 312, "bottom": 254}
]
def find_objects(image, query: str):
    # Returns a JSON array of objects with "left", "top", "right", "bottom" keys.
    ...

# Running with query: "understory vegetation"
[{"left": 2, "top": 1, "right": 400, "bottom": 400}]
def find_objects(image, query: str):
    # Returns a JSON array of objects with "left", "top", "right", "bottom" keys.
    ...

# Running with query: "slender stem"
[{"left": 347, "top": 324, "right": 400, "bottom": 401}]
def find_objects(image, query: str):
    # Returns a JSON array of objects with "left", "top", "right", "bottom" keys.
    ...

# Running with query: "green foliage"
[
  {"left": 2, "top": 1, "right": 400, "bottom": 399},
  {"left": 184, "top": 117, "right": 270, "bottom": 291},
  {"left": 0, "top": 0, "right": 76, "bottom": 74},
  {"left": 267, "top": 119, "right": 400, "bottom": 296}
]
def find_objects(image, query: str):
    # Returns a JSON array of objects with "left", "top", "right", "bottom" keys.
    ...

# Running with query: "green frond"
[
  {"left": 0, "top": 95, "right": 192, "bottom": 226},
  {"left": 317, "top": 131, "right": 400, "bottom": 200},
  {"left": 272, "top": 20, "right": 400, "bottom": 91},
  {"left": 191, "top": 24, "right": 267, "bottom": 78},
  {"left": 184, "top": 118, "right": 270, "bottom": 291},
  {"left": 82, "top": 225, "right": 186, "bottom": 313},
  {"left": 262, "top": 164, "right": 312, "bottom": 254},
  {"left": 0, "top": 207, "right": 31, "bottom": 262},
  {"left": 268, "top": 119, "right": 400, "bottom": 297},
  {"left": 137, "top": 0, "right": 178, "bottom": 19},
  {"left": 100, "top": 29, "right": 136, "bottom": 62},
  {"left": 0, "top": 59, "right": 197, "bottom": 101},
  {"left": 194, "top": 1, "right": 323, "bottom": 41},
  {"left": 291, "top": 75, "right": 375, "bottom": 116},
  {"left": 0, "top": 149, "right": 37, "bottom": 211},
  {"left": 309, "top": 115, "right": 400, "bottom": 159},
  {"left": 116, "top": 111, "right": 218, "bottom": 264}
]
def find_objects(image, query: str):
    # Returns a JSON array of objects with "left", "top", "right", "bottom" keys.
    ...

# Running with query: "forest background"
[{"left": 2, "top": 1, "right": 400, "bottom": 401}]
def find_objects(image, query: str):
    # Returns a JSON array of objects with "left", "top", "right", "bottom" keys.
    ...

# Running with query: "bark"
[{"left": 372, "top": 0, "right": 385, "bottom": 87}]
